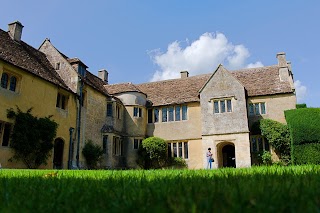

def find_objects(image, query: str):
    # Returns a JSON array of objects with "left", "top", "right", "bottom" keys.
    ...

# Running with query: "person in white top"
[{"left": 206, "top": 148, "right": 213, "bottom": 169}]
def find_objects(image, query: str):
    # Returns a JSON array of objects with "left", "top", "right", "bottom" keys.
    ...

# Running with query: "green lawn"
[{"left": 1, "top": 165, "right": 320, "bottom": 212}]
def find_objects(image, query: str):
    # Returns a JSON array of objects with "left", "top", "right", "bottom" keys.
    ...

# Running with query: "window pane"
[
  {"left": 61, "top": 95, "right": 66, "bottom": 110},
  {"left": 251, "top": 138, "right": 257, "bottom": 152},
  {"left": 249, "top": 103, "right": 254, "bottom": 116},
  {"left": 168, "top": 143, "right": 172, "bottom": 157},
  {"left": 182, "top": 105, "right": 187, "bottom": 120},
  {"left": 227, "top": 100, "right": 232, "bottom": 112},
  {"left": 2, "top": 123, "right": 11, "bottom": 146},
  {"left": 134, "top": 139, "right": 138, "bottom": 149},
  {"left": 261, "top": 103, "right": 266, "bottom": 114},
  {"left": 9, "top": 76, "right": 16, "bottom": 91},
  {"left": 148, "top": 109, "right": 153, "bottom": 123},
  {"left": 175, "top": 106, "right": 181, "bottom": 121},
  {"left": 1, "top": 73, "right": 8, "bottom": 88},
  {"left": 264, "top": 138, "right": 270, "bottom": 151},
  {"left": 258, "top": 137, "right": 263, "bottom": 151},
  {"left": 134, "top": 107, "right": 138, "bottom": 117},
  {"left": 214, "top": 101, "right": 219, "bottom": 113},
  {"left": 178, "top": 142, "right": 183, "bottom": 157},
  {"left": 103, "top": 135, "right": 108, "bottom": 153},
  {"left": 154, "top": 108, "right": 159, "bottom": 123},
  {"left": 56, "top": 93, "right": 60, "bottom": 108},
  {"left": 255, "top": 103, "right": 260, "bottom": 115},
  {"left": 162, "top": 108, "right": 167, "bottom": 122},
  {"left": 173, "top": 143, "right": 177, "bottom": 157},
  {"left": 184, "top": 142, "right": 188, "bottom": 159},
  {"left": 107, "top": 103, "right": 113, "bottom": 116},
  {"left": 139, "top": 108, "right": 142, "bottom": 117},
  {"left": 220, "top": 101, "right": 225, "bottom": 113},
  {"left": 168, "top": 106, "right": 174, "bottom": 121}
]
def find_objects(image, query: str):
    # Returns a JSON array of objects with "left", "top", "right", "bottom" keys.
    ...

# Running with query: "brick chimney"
[
  {"left": 180, "top": 71, "right": 189, "bottom": 78},
  {"left": 8, "top": 21, "right": 24, "bottom": 42},
  {"left": 98, "top": 69, "right": 109, "bottom": 84}
]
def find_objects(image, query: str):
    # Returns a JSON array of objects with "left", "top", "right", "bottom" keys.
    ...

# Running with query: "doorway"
[
  {"left": 53, "top": 138, "right": 64, "bottom": 169},
  {"left": 222, "top": 144, "right": 236, "bottom": 168}
]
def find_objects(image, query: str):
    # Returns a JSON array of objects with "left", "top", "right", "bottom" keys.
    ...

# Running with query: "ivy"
[{"left": 7, "top": 107, "right": 58, "bottom": 169}]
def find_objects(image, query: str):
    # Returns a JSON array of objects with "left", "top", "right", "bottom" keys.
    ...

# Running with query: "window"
[
  {"left": 102, "top": 135, "right": 108, "bottom": 153},
  {"left": 0, "top": 122, "right": 12, "bottom": 147},
  {"left": 162, "top": 108, "right": 167, "bottom": 122},
  {"left": 78, "top": 65, "right": 86, "bottom": 76},
  {"left": 148, "top": 109, "right": 153, "bottom": 123},
  {"left": 168, "top": 106, "right": 174, "bottom": 121},
  {"left": 182, "top": 105, "right": 188, "bottom": 120},
  {"left": 248, "top": 103, "right": 266, "bottom": 116},
  {"left": 1, "top": 72, "right": 18, "bottom": 92},
  {"left": 55, "top": 62, "right": 60, "bottom": 70},
  {"left": 154, "top": 108, "right": 159, "bottom": 123},
  {"left": 175, "top": 106, "right": 181, "bottom": 121},
  {"left": 116, "top": 104, "right": 121, "bottom": 119},
  {"left": 56, "top": 93, "right": 68, "bottom": 110},
  {"left": 107, "top": 103, "right": 113, "bottom": 117},
  {"left": 112, "top": 136, "right": 122, "bottom": 156},
  {"left": 213, "top": 99, "right": 232, "bottom": 114},
  {"left": 250, "top": 135, "right": 269, "bottom": 153},
  {"left": 133, "top": 107, "right": 142, "bottom": 117},
  {"left": 168, "top": 141, "right": 189, "bottom": 159},
  {"left": 148, "top": 105, "right": 188, "bottom": 123},
  {"left": 133, "top": 138, "right": 143, "bottom": 150}
]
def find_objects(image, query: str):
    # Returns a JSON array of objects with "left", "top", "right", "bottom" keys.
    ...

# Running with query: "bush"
[
  {"left": 260, "top": 119, "right": 291, "bottom": 160},
  {"left": 296, "top": 103, "right": 307, "bottom": 109},
  {"left": 261, "top": 151, "right": 272, "bottom": 165},
  {"left": 82, "top": 140, "right": 104, "bottom": 169},
  {"left": 167, "top": 157, "right": 187, "bottom": 169},
  {"left": 137, "top": 137, "right": 167, "bottom": 169}
]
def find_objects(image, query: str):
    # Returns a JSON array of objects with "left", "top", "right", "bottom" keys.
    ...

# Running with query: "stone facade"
[{"left": 1, "top": 21, "right": 297, "bottom": 170}]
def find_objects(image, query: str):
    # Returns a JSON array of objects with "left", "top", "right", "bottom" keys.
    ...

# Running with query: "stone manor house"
[{"left": 0, "top": 21, "right": 296, "bottom": 169}]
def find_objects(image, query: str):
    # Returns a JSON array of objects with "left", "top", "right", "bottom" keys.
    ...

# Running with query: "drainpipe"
[
  {"left": 68, "top": 127, "right": 74, "bottom": 169},
  {"left": 76, "top": 79, "right": 84, "bottom": 169}
]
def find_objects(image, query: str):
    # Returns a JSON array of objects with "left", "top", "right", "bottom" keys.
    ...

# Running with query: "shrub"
[
  {"left": 261, "top": 151, "right": 272, "bottom": 165},
  {"left": 82, "top": 140, "right": 104, "bottom": 169},
  {"left": 167, "top": 157, "right": 187, "bottom": 169},
  {"left": 292, "top": 143, "right": 320, "bottom": 165},
  {"left": 138, "top": 137, "right": 167, "bottom": 169},
  {"left": 260, "top": 119, "right": 291, "bottom": 160},
  {"left": 296, "top": 103, "right": 307, "bottom": 109}
]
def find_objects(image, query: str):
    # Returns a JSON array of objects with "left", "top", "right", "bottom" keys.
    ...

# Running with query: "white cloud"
[
  {"left": 149, "top": 32, "right": 263, "bottom": 81},
  {"left": 246, "top": 61, "right": 264, "bottom": 68},
  {"left": 294, "top": 80, "right": 307, "bottom": 103}
]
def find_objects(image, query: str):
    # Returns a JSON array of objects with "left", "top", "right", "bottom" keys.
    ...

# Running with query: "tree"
[
  {"left": 7, "top": 107, "right": 58, "bottom": 169},
  {"left": 82, "top": 140, "right": 104, "bottom": 169}
]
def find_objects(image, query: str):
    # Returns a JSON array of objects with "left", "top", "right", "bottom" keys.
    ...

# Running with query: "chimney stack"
[
  {"left": 8, "top": 21, "right": 24, "bottom": 42},
  {"left": 276, "top": 52, "right": 287, "bottom": 68},
  {"left": 98, "top": 69, "right": 109, "bottom": 84},
  {"left": 180, "top": 70, "right": 189, "bottom": 79}
]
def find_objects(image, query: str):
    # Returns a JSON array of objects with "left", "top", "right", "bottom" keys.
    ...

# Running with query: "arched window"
[
  {"left": 1, "top": 73, "right": 8, "bottom": 89},
  {"left": 9, "top": 76, "right": 17, "bottom": 91}
]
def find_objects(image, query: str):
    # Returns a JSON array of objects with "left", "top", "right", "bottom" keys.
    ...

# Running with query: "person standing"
[{"left": 206, "top": 148, "right": 213, "bottom": 169}]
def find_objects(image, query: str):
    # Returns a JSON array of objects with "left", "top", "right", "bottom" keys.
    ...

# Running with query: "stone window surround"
[
  {"left": 148, "top": 104, "right": 188, "bottom": 123},
  {"left": 56, "top": 92, "right": 69, "bottom": 110},
  {"left": 248, "top": 102, "right": 266, "bottom": 116},
  {"left": 250, "top": 135, "right": 269, "bottom": 153},
  {"left": 211, "top": 96, "right": 235, "bottom": 114},
  {"left": 133, "top": 138, "right": 143, "bottom": 150},
  {"left": 0, "top": 70, "right": 21, "bottom": 93},
  {"left": 168, "top": 141, "right": 189, "bottom": 159},
  {"left": 0, "top": 121, "right": 12, "bottom": 147}
]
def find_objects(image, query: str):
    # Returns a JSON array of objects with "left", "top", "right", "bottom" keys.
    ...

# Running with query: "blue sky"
[{"left": 1, "top": 1, "right": 319, "bottom": 107}]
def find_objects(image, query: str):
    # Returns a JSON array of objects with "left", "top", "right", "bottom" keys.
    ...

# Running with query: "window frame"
[
  {"left": 213, "top": 99, "right": 232, "bottom": 114},
  {"left": 0, "top": 121, "right": 12, "bottom": 147},
  {"left": 248, "top": 102, "right": 267, "bottom": 116},
  {"left": 250, "top": 135, "right": 269, "bottom": 153},
  {"left": 1, "top": 71, "right": 19, "bottom": 92},
  {"left": 56, "top": 92, "right": 68, "bottom": 110},
  {"left": 167, "top": 141, "right": 189, "bottom": 159}
]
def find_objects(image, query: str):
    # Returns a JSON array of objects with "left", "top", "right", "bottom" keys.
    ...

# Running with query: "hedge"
[
  {"left": 292, "top": 143, "right": 320, "bottom": 165},
  {"left": 285, "top": 108, "right": 320, "bottom": 145}
]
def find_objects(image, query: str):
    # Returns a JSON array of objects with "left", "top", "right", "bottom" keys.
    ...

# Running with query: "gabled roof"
[
  {"left": 0, "top": 29, "right": 69, "bottom": 90},
  {"left": 104, "top": 82, "right": 145, "bottom": 95},
  {"left": 83, "top": 71, "right": 109, "bottom": 96},
  {"left": 107, "top": 64, "right": 294, "bottom": 106}
]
